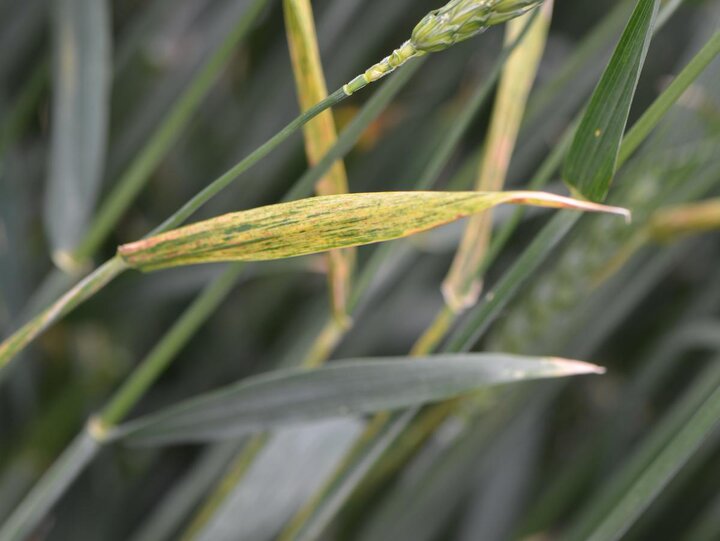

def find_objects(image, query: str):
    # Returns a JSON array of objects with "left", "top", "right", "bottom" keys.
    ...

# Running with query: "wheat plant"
[{"left": 1, "top": 0, "right": 719, "bottom": 540}]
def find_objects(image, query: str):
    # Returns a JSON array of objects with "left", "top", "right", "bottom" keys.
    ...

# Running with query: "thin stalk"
[{"left": 410, "top": 305, "right": 455, "bottom": 355}]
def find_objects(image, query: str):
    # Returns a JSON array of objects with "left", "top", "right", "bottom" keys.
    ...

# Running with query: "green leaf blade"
[
  {"left": 113, "top": 354, "right": 604, "bottom": 446},
  {"left": 563, "top": 0, "right": 659, "bottom": 201}
]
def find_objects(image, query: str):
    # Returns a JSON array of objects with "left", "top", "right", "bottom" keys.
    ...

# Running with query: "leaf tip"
[
  {"left": 547, "top": 357, "right": 607, "bottom": 376},
  {"left": 609, "top": 205, "right": 632, "bottom": 224}
]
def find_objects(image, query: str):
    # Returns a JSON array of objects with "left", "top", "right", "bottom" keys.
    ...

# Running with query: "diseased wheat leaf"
[
  {"left": 563, "top": 0, "right": 659, "bottom": 201},
  {"left": 113, "top": 354, "right": 603, "bottom": 445},
  {"left": 118, "top": 191, "right": 629, "bottom": 272}
]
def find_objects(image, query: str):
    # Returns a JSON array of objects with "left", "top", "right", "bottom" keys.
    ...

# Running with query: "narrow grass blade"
[
  {"left": 112, "top": 354, "right": 603, "bottom": 445},
  {"left": 44, "top": 0, "right": 111, "bottom": 270},
  {"left": 118, "top": 191, "right": 629, "bottom": 272},
  {"left": 442, "top": 3, "right": 553, "bottom": 310},
  {"left": 284, "top": 0, "right": 354, "bottom": 325},
  {"left": 563, "top": 0, "right": 659, "bottom": 201}
]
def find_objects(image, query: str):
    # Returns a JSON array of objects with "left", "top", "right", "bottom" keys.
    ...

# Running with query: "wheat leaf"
[
  {"left": 112, "top": 354, "right": 604, "bottom": 446},
  {"left": 118, "top": 191, "right": 629, "bottom": 272},
  {"left": 563, "top": 0, "right": 659, "bottom": 201}
]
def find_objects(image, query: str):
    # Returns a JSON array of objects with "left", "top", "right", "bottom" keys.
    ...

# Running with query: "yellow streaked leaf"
[{"left": 118, "top": 191, "right": 629, "bottom": 272}]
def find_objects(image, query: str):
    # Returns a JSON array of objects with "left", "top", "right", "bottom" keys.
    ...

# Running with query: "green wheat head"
[
  {"left": 412, "top": 0, "right": 544, "bottom": 52},
  {"left": 344, "top": 0, "right": 545, "bottom": 94}
]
